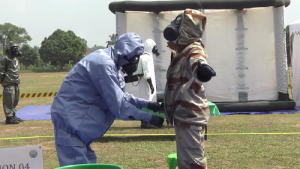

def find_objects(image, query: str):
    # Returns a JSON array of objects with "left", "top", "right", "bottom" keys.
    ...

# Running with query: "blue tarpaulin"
[{"left": 2, "top": 105, "right": 300, "bottom": 121}]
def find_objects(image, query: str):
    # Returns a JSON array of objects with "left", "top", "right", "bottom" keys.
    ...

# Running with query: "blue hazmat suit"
[{"left": 51, "top": 33, "right": 155, "bottom": 166}]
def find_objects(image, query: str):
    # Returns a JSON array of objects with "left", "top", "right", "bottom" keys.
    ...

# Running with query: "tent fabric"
[
  {"left": 116, "top": 6, "right": 288, "bottom": 103},
  {"left": 289, "top": 19, "right": 300, "bottom": 106},
  {"left": 109, "top": 0, "right": 290, "bottom": 14},
  {"left": 289, "top": 20, "right": 300, "bottom": 35},
  {"left": 274, "top": 6, "right": 289, "bottom": 95}
]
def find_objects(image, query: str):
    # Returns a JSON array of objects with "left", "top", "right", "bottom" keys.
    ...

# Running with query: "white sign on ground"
[{"left": 0, "top": 145, "right": 44, "bottom": 169}]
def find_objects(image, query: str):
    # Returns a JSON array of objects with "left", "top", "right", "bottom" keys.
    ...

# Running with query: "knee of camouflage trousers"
[{"left": 174, "top": 120, "right": 207, "bottom": 169}]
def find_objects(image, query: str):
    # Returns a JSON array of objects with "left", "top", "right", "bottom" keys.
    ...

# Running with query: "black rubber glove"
[
  {"left": 158, "top": 102, "right": 165, "bottom": 113},
  {"left": 147, "top": 78, "right": 154, "bottom": 94},
  {"left": 197, "top": 61, "right": 216, "bottom": 82},
  {"left": 149, "top": 115, "right": 164, "bottom": 128},
  {"left": 147, "top": 102, "right": 161, "bottom": 112}
]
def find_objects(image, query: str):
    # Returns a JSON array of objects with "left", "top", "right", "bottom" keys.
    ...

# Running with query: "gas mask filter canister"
[{"left": 121, "top": 55, "right": 140, "bottom": 83}]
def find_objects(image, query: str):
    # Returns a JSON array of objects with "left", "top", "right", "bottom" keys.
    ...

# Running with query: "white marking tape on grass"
[{"left": 1, "top": 132, "right": 300, "bottom": 140}]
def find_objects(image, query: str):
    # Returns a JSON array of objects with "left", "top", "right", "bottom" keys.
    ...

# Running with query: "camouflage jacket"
[
  {"left": 0, "top": 54, "right": 20, "bottom": 87},
  {"left": 164, "top": 9, "right": 210, "bottom": 126}
]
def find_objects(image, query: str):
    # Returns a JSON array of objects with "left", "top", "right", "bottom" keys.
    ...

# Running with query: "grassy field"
[{"left": 1, "top": 72, "right": 300, "bottom": 169}]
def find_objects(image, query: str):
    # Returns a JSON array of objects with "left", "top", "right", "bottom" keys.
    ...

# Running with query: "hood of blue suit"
[{"left": 111, "top": 33, "right": 144, "bottom": 68}]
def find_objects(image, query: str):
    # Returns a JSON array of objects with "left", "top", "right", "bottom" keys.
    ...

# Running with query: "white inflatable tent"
[
  {"left": 109, "top": 0, "right": 296, "bottom": 112},
  {"left": 289, "top": 19, "right": 300, "bottom": 106}
]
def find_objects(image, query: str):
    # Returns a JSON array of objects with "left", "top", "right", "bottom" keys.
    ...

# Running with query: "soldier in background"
[{"left": 0, "top": 41, "right": 23, "bottom": 124}]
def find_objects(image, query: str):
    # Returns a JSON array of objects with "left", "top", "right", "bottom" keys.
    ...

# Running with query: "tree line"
[{"left": 0, "top": 23, "right": 117, "bottom": 72}]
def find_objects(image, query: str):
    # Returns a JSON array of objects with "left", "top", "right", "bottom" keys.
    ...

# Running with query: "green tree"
[
  {"left": 34, "top": 56, "right": 45, "bottom": 67},
  {"left": 85, "top": 45, "right": 105, "bottom": 55},
  {"left": 106, "top": 33, "right": 118, "bottom": 47},
  {"left": 90, "top": 44, "right": 105, "bottom": 50},
  {"left": 82, "top": 38, "right": 87, "bottom": 47},
  {"left": 31, "top": 46, "right": 45, "bottom": 67},
  {"left": 19, "top": 44, "right": 39, "bottom": 67},
  {"left": 39, "top": 29, "right": 87, "bottom": 69},
  {"left": 33, "top": 46, "right": 40, "bottom": 56},
  {"left": 0, "top": 23, "right": 32, "bottom": 47}
]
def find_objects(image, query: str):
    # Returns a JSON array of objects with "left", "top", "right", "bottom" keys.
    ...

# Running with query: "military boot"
[
  {"left": 6, "top": 116, "right": 19, "bottom": 124},
  {"left": 13, "top": 113, "right": 24, "bottom": 122},
  {"left": 141, "top": 121, "right": 157, "bottom": 129}
]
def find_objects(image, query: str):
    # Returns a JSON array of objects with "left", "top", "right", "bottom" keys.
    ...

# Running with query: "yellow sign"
[{"left": 0, "top": 43, "right": 3, "bottom": 55}]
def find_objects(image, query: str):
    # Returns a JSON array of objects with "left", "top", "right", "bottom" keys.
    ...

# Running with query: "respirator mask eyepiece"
[
  {"left": 121, "top": 55, "right": 140, "bottom": 83},
  {"left": 152, "top": 45, "right": 160, "bottom": 57},
  {"left": 163, "top": 13, "right": 183, "bottom": 42}
]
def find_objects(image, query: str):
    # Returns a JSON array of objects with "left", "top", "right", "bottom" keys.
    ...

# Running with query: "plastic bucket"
[{"left": 54, "top": 163, "right": 124, "bottom": 169}]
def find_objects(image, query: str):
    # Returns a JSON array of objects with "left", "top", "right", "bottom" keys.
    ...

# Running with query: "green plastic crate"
[{"left": 54, "top": 163, "right": 124, "bottom": 169}]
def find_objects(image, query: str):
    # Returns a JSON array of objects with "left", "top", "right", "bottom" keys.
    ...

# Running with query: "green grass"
[{"left": 1, "top": 72, "right": 300, "bottom": 169}]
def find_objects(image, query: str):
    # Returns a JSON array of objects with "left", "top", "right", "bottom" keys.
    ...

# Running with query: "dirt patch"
[
  {"left": 2, "top": 126, "right": 24, "bottom": 132},
  {"left": 292, "top": 123, "right": 300, "bottom": 127},
  {"left": 29, "top": 127, "right": 42, "bottom": 129}
]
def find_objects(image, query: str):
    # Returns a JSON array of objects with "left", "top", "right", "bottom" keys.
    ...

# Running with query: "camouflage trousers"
[
  {"left": 174, "top": 119, "right": 207, "bottom": 169},
  {"left": 3, "top": 84, "right": 19, "bottom": 117}
]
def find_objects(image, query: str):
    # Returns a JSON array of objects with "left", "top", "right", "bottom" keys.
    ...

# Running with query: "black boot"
[
  {"left": 6, "top": 116, "right": 20, "bottom": 124},
  {"left": 141, "top": 121, "right": 157, "bottom": 129},
  {"left": 13, "top": 113, "right": 24, "bottom": 122}
]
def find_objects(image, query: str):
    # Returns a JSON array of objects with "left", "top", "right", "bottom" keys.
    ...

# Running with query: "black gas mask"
[
  {"left": 121, "top": 55, "right": 140, "bottom": 83},
  {"left": 152, "top": 45, "right": 160, "bottom": 57},
  {"left": 163, "top": 13, "right": 183, "bottom": 42},
  {"left": 7, "top": 42, "right": 22, "bottom": 57},
  {"left": 11, "top": 46, "right": 22, "bottom": 57}
]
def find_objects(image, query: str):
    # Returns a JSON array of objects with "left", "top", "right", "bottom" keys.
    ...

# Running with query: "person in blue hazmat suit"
[{"left": 50, "top": 32, "right": 164, "bottom": 167}]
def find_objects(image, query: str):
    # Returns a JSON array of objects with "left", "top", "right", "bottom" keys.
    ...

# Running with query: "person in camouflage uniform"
[
  {"left": 162, "top": 9, "right": 216, "bottom": 169},
  {"left": 0, "top": 41, "right": 23, "bottom": 124}
]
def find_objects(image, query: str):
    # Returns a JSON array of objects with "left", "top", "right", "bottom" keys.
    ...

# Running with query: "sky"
[{"left": 1, "top": 0, "right": 300, "bottom": 48}]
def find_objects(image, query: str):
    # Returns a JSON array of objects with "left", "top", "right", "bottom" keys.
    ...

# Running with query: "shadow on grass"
[
  {"left": 96, "top": 135, "right": 176, "bottom": 143},
  {"left": 108, "top": 126, "right": 174, "bottom": 130}
]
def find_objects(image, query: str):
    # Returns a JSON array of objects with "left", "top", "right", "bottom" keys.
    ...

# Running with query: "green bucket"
[{"left": 54, "top": 163, "right": 124, "bottom": 169}]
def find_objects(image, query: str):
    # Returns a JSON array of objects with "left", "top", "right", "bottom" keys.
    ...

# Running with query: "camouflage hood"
[{"left": 168, "top": 9, "right": 207, "bottom": 51}]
